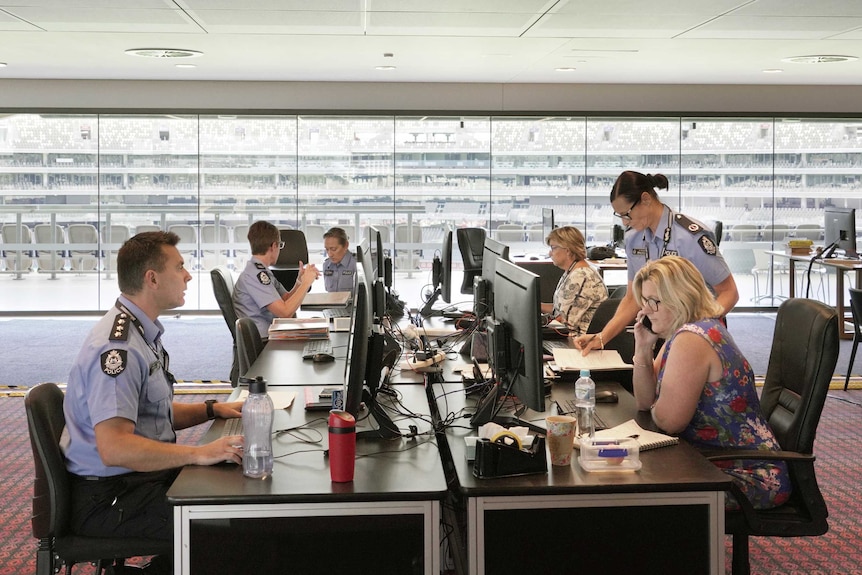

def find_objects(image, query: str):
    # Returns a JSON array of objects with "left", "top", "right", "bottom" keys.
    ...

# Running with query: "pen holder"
[{"left": 472, "top": 436, "right": 547, "bottom": 479}]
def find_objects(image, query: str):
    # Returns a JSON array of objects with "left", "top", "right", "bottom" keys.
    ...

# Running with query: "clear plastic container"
[{"left": 578, "top": 437, "right": 642, "bottom": 472}]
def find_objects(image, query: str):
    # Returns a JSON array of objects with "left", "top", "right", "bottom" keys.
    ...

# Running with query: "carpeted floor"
[{"left": 2, "top": 390, "right": 862, "bottom": 574}]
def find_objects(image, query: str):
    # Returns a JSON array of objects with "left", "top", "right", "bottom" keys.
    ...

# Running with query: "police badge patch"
[
  {"left": 257, "top": 271, "right": 271, "bottom": 285},
  {"left": 698, "top": 235, "right": 718, "bottom": 256},
  {"left": 101, "top": 349, "right": 127, "bottom": 377}
]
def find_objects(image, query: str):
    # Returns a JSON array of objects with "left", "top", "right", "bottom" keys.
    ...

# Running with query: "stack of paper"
[
  {"left": 551, "top": 348, "right": 632, "bottom": 372},
  {"left": 267, "top": 317, "right": 330, "bottom": 340}
]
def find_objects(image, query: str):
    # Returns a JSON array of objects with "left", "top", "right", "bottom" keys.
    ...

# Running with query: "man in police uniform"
[
  {"left": 575, "top": 171, "right": 738, "bottom": 355},
  {"left": 63, "top": 231, "right": 244, "bottom": 572},
  {"left": 322, "top": 226, "right": 356, "bottom": 292},
  {"left": 233, "top": 220, "right": 320, "bottom": 338}
]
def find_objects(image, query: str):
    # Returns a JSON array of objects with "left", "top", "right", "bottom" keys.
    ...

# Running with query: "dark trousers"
[{"left": 70, "top": 468, "right": 180, "bottom": 541}]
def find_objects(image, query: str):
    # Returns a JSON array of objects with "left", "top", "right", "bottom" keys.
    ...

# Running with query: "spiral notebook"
[{"left": 591, "top": 419, "right": 678, "bottom": 451}]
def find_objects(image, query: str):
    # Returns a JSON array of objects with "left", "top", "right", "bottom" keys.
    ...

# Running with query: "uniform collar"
[{"left": 117, "top": 295, "right": 164, "bottom": 345}]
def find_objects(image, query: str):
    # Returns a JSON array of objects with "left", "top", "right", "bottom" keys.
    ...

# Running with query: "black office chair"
[
  {"left": 211, "top": 265, "right": 240, "bottom": 386},
  {"left": 271, "top": 228, "right": 309, "bottom": 287},
  {"left": 713, "top": 220, "right": 724, "bottom": 246},
  {"left": 705, "top": 298, "right": 839, "bottom": 575},
  {"left": 236, "top": 317, "right": 265, "bottom": 377},
  {"left": 585, "top": 298, "right": 634, "bottom": 392},
  {"left": 843, "top": 287, "right": 862, "bottom": 390},
  {"left": 25, "top": 382, "right": 171, "bottom": 575},
  {"left": 456, "top": 227, "right": 485, "bottom": 294}
]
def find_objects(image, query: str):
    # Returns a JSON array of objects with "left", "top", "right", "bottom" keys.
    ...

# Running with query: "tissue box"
[{"left": 578, "top": 437, "right": 642, "bottom": 472}]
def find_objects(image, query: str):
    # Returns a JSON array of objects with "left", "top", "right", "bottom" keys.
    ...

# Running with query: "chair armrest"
[{"left": 702, "top": 449, "right": 815, "bottom": 463}]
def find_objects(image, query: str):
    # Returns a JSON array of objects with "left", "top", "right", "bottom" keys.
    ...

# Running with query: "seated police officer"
[{"left": 64, "top": 231, "right": 244, "bottom": 574}]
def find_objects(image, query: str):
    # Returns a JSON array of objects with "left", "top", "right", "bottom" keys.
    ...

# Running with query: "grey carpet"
[
  {"left": 0, "top": 315, "right": 233, "bottom": 387},
  {"left": 0, "top": 312, "right": 857, "bottom": 387}
]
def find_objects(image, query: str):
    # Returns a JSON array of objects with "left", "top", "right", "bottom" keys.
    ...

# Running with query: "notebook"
[
  {"left": 590, "top": 419, "right": 678, "bottom": 451},
  {"left": 302, "top": 291, "right": 352, "bottom": 308},
  {"left": 551, "top": 348, "right": 632, "bottom": 372}
]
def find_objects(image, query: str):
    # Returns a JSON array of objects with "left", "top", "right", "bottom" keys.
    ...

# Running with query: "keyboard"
[
  {"left": 556, "top": 400, "right": 608, "bottom": 430},
  {"left": 543, "top": 339, "right": 573, "bottom": 355},
  {"left": 221, "top": 417, "right": 243, "bottom": 437},
  {"left": 302, "top": 339, "right": 333, "bottom": 359},
  {"left": 322, "top": 307, "right": 351, "bottom": 318}
]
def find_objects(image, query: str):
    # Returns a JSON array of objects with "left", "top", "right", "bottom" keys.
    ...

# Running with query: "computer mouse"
[
  {"left": 312, "top": 353, "right": 335, "bottom": 363},
  {"left": 595, "top": 390, "right": 619, "bottom": 403}
]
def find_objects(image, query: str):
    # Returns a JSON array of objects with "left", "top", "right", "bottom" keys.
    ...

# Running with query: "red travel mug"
[{"left": 328, "top": 410, "right": 356, "bottom": 482}]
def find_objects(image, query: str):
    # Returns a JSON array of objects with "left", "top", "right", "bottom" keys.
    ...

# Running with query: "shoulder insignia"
[
  {"left": 698, "top": 235, "right": 718, "bottom": 256},
  {"left": 101, "top": 349, "right": 127, "bottom": 378},
  {"left": 257, "top": 271, "right": 271, "bottom": 285},
  {"left": 674, "top": 213, "right": 703, "bottom": 234},
  {"left": 253, "top": 262, "right": 266, "bottom": 270},
  {"left": 108, "top": 313, "right": 130, "bottom": 341}
]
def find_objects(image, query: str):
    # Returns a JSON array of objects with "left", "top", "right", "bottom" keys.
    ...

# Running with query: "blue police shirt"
[
  {"left": 323, "top": 250, "right": 356, "bottom": 292},
  {"left": 63, "top": 296, "right": 175, "bottom": 477},
  {"left": 233, "top": 256, "right": 288, "bottom": 337},
  {"left": 625, "top": 205, "right": 730, "bottom": 289}
]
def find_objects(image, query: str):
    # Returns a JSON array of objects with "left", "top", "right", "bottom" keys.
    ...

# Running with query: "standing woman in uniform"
[{"left": 575, "top": 170, "right": 738, "bottom": 354}]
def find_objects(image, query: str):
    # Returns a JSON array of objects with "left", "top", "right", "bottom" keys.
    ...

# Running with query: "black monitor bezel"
[{"left": 824, "top": 207, "right": 858, "bottom": 258}]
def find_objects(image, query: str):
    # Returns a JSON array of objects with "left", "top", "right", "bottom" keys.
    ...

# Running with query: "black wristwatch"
[{"left": 205, "top": 399, "right": 217, "bottom": 420}]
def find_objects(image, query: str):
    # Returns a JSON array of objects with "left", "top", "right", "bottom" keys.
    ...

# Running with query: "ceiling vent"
[
  {"left": 782, "top": 55, "right": 857, "bottom": 64},
  {"left": 125, "top": 49, "right": 203, "bottom": 59}
]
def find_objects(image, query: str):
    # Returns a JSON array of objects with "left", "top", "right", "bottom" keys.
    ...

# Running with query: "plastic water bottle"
[
  {"left": 242, "top": 376, "right": 274, "bottom": 479},
  {"left": 574, "top": 369, "right": 596, "bottom": 442}
]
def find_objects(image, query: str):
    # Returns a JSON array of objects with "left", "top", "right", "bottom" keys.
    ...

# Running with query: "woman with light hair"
[
  {"left": 631, "top": 255, "right": 790, "bottom": 510},
  {"left": 540, "top": 225, "right": 607, "bottom": 335}
]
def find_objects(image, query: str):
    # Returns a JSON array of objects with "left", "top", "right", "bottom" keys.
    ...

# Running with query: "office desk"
[
  {"left": 242, "top": 332, "right": 350, "bottom": 385},
  {"left": 430, "top": 381, "right": 730, "bottom": 575},
  {"left": 511, "top": 257, "right": 628, "bottom": 301},
  {"left": 167, "top": 384, "right": 447, "bottom": 575},
  {"left": 768, "top": 250, "right": 862, "bottom": 339}
]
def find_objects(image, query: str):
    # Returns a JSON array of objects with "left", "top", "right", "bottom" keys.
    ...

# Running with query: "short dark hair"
[
  {"left": 248, "top": 221, "right": 279, "bottom": 255},
  {"left": 117, "top": 231, "right": 180, "bottom": 295},
  {"left": 323, "top": 226, "right": 349, "bottom": 245},
  {"left": 610, "top": 170, "right": 669, "bottom": 204}
]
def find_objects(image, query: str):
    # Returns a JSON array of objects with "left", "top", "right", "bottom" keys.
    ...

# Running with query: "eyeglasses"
[
  {"left": 276, "top": 241, "right": 285, "bottom": 249},
  {"left": 548, "top": 245, "right": 566, "bottom": 252},
  {"left": 613, "top": 197, "right": 641, "bottom": 220},
  {"left": 642, "top": 296, "right": 661, "bottom": 312}
]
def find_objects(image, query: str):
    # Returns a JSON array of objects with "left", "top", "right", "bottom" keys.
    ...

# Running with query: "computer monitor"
[
  {"left": 419, "top": 227, "right": 453, "bottom": 317},
  {"left": 823, "top": 207, "right": 858, "bottom": 259},
  {"left": 367, "top": 225, "right": 385, "bottom": 279},
  {"left": 475, "top": 237, "right": 510, "bottom": 319},
  {"left": 343, "top": 270, "right": 400, "bottom": 439},
  {"left": 542, "top": 208, "right": 556, "bottom": 239},
  {"left": 491, "top": 259, "right": 545, "bottom": 413}
]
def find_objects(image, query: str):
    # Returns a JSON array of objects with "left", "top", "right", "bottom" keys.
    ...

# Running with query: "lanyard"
[
  {"left": 115, "top": 299, "right": 174, "bottom": 382},
  {"left": 643, "top": 209, "right": 674, "bottom": 262}
]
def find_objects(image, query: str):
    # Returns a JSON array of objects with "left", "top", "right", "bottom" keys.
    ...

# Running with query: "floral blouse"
[
  {"left": 657, "top": 318, "right": 792, "bottom": 510},
  {"left": 552, "top": 265, "right": 607, "bottom": 335}
]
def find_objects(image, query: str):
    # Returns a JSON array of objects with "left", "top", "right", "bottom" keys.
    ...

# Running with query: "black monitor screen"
[
  {"left": 420, "top": 227, "right": 452, "bottom": 317},
  {"left": 477, "top": 237, "right": 510, "bottom": 318},
  {"left": 367, "top": 225, "right": 385, "bottom": 279},
  {"left": 343, "top": 274, "right": 370, "bottom": 419},
  {"left": 542, "top": 208, "right": 556, "bottom": 240},
  {"left": 492, "top": 258, "right": 545, "bottom": 412},
  {"left": 824, "top": 207, "right": 858, "bottom": 258}
]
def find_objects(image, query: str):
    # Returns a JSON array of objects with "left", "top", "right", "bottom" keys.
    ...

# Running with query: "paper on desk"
[
  {"left": 238, "top": 389, "right": 296, "bottom": 409},
  {"left": 551, "top": 348, "right": 632, "bottom": 372}
]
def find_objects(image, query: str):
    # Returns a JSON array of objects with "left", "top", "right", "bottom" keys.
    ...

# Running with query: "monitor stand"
[{"left": 356, "top": 388, "right": 401, "bottom": 439}]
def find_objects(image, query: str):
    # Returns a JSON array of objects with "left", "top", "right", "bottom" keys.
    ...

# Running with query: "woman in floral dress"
[{"left": 630, "top": 255, "right": 791, "bottom": 509}]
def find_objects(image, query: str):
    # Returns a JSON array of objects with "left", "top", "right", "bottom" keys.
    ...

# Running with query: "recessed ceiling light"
[
  {"left": 175, "top": 64, "right": 196, "bottom": 69},
  {"left": 125, "top": 48, "right": 203, "bottom": 59},
  {"left": 555, "top": 67, "right": 577, "bottom": 72},
  {"left": 762, "top": 69, "right": 784, "bottom": 74},
  {"left": 0, "top": 62, "right": 7, "bottom": 68},
  {"left": 782, "top": 55, "right": 857, "bottom": 64},
  {"left": 375, "top": 65, "right": 396, "bottom": 71}
]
